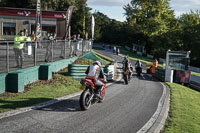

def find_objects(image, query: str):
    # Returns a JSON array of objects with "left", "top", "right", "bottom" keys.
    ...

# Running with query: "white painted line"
[
  {"left": 0, "top": 63, "right": 122, "bottom": 120},
  {"left": 0, "top": 92, "right": 82, "bottom": 120}
]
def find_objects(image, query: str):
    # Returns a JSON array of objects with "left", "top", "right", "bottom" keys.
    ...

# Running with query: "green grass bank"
[{"left": 164, "top": 83, "right": 200, "bottom": 133}]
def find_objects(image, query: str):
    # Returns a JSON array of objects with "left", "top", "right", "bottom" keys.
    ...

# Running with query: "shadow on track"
[{"left": 35, "top": 99, "right": 81, "bottom": 112}]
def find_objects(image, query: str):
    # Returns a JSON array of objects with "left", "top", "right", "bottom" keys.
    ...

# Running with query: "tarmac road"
[{"left": 0, "top": 47, "right": 164, "bottom": 133}]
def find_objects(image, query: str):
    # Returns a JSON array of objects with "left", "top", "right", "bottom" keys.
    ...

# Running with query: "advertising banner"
[
  {"left": 91, "top": 15, "right": 95, "bottom": 40},
  {"left": 65, "top": 6, "right": 74, "bottom": 38},
  {"left": 35, "top": 0, "right": 42, "bottom": 41}
]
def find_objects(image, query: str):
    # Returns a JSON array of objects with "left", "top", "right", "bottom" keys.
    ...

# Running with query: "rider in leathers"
[
  {"left": 85, "top": 61, "right": 106, "bottom": 98},
  {"left": 135, "top": 59, "right": 142, "bottom": 69},
  {"left": 122, "top": 56, "right": 133, "bottom": 78}
]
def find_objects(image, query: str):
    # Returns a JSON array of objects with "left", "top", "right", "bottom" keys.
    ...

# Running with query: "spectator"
[
  {"left": 45, "top": 33, "right": 53, "bottom": 62},
  {"left": 24, "top": 28, "right": 29, "bottom": 37},
  {"left": 82, "top": 32, "right": 88, "bottom": 53},
  {"left": 152, "top": 59, "right": 158, "bottom": 74},
  {"left": 60, "top": 36, "right": 67, "bottom": 58},
  {"left": 30, "top": 31, "right": 35, "bottom": 41},
  {"left": 77, "top": 34, "right": 82, "bottom": 51},
  {"left": 14, "top": 30, "right": 29, "bottom": 68},
  {"left": 69, "top": 34, "right": 77, "bottom": 57},
  {"left": 113, "top": 46, "right": 116, "bottom": 53}
]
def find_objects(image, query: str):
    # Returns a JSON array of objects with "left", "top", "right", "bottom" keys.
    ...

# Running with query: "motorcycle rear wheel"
[{"left": 80, "top": 90, "right": 92, "bottom": 111}]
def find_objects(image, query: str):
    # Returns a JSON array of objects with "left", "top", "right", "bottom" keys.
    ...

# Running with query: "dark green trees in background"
[
  {"left": 179, "top": 11, "right": 200, "bottom": 66},
  {"left": 123, "top": 0, "right": 176, "bottom": 55},
  {"left": 123, "top": 0, "right": 200, "bottom": 66}
]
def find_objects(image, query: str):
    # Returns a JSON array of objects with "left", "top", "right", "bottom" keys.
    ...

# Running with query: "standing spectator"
[
  {"left": 30, "top": 31, "right": 35, "bottom": 57},
  {"left": 60, "top": 36, "right": 66, "bottom": 58},
  {"left": 45, "top": 33, "right": 53, "bottom": 62},
  {"left": 77, "top": 34, "right": 81, "bottom": 40},
  {"left": 69, "top": 34, "right": 77, "bottom": 57},
  {"left": 82, "top": 32, "right": 88, "bottom": 53},
  {"left": 77, "top": 34, "right": 83, "bottom": 51},
  {"left": 24, "top": 28, "right": 29, "bottom": 37},
  {"left": 113, "top": 46, "right": 116, "bottom": 53},
  {"left": 14, "top": 30, "right": 28, "bottom": 68},
  {"left": 116, "top": 47, "right": 120, "bottom": 55},
  {"left": 30, "top": 31, "right": 35, "bottom": 41},
  {"left": 152, "top": 59, "right": 158, "bottom": 74}
]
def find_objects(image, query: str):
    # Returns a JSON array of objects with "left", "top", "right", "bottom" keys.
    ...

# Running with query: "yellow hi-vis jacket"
[{"left": 14, "top": 35, "right": 28, "bottom": 49}]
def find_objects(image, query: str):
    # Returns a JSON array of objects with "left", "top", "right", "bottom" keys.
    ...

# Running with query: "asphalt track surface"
[{"left": 0, "top": 47, "right": 164, "bottom": 133}]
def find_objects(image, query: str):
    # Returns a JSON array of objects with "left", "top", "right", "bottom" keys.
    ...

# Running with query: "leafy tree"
[
  {"left": 179, "top": 11, "right": 200, "bottom": 66},
  {"left": 124, "top": 0, "right": 176, "bottom": 53}
]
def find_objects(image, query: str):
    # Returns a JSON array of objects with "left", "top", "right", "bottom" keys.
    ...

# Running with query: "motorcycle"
[
  {"left": 135, "top": 67, "right": 142, "bottom": 76},
  {"left": 79, "top": 78, "right": 107, "bottom": 111},
  {"left": 123, "top": 67, "right": 131, "bottom": 84}
]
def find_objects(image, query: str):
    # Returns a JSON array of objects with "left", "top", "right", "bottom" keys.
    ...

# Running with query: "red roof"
[{"left": 0, "top": 7, "right": 66, "bottom": 19}]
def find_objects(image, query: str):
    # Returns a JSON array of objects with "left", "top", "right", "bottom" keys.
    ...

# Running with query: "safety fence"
[
  {"left": 0, "top": 56, "right": 78, "bottom": 94},
  {"left": 0, "top": 39, "right": 93, "bottom": 73}
]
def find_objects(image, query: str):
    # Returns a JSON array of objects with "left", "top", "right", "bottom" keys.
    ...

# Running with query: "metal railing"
[{"left": 0, "top": 39, "right": 93, "bottom": 73}]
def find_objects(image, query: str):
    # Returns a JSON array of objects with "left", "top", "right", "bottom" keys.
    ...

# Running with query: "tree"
[
  {"left": 179, "top": 11, "right": 200, "bottom": 66},
  {"left": 124, "top": 0, "right": 176, "bottom": 53}
]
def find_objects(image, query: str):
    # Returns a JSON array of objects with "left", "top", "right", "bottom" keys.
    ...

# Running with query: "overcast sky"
[{"left": 87, "top": 0, "right": 200, "bottom": 21}]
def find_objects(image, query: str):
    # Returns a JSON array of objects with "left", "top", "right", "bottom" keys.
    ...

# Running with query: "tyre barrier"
[{"left": 68, "top": 64, "right": 115, "bottom": 81}]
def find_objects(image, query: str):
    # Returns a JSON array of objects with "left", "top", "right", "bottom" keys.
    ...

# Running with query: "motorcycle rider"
[
  {"left": 135, "top": 59, "right": 143, "bottom": 74},
  {"left": 85, "top": 61, "right": 106, "bottom": 98},
  {"left": 122, "top": 55, "right": 133, "bottom": 79},
  {"left": 122, "top": 56, "right": 129, "bottom": 69},
  {"left": 135, "top": 59, "right": 142, "bottom": 68}
]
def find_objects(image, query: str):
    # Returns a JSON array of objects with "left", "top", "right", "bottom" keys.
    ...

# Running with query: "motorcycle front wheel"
[{"left": 79, "top": 90, "right": 92, "bottom": 111}]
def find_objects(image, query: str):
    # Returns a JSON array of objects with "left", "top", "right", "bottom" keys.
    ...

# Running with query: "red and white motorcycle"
[{"left": 79, "top": 78, "right": 107, "bottom": 110}]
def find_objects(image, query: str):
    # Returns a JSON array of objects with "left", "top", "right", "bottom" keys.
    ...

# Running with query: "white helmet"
[{"left": 94, "top": 61, "right": 101, "bottom": 66}]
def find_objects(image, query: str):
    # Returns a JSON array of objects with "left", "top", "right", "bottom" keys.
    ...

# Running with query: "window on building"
[
  {"left": 31, "top": 24, "right": 56, "bottom": 40},
  {"left": 3, "top": 22, "right": 16, "bottom": 35}
]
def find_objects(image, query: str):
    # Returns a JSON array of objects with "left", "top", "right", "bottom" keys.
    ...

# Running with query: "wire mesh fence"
[{"left": 0, "top": 39, "right": 93, "bottom": 73}]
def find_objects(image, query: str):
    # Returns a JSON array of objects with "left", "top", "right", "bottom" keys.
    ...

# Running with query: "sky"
[{"left": 87, "top": 0, "right": 200, "bottom": 22}]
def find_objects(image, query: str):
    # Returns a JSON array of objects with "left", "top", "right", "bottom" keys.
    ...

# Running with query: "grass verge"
[
  {"left": 0, "top": 68, "right": 81, "bottom": 113},
  {"left": 191, "top": 71, "right": 200, "bottom": 77},
  {"left": 92, "top": 50, "right": 113, "bottom": 65},
  {"left": 72, "top": 58, "right": 94, "bottom": 65},
  {"left": 164, "top": 83, "right": 200, "bottom": 133}
]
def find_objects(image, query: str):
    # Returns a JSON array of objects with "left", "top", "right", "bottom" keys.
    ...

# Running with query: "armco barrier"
[
  {"left": 6, "top": 66, "right": 39, "bottom": 93},
  {"left": 39, "top": 57, "right": 78, "bottom": 80},
  {"left": 0, "top": 73, "right": 7, "bottom": 94},
  {"left": 153, "top": 67, "right": 165, "bottom": 81}
]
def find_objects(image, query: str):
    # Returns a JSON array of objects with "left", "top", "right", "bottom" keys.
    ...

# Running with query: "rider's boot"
[{"left": 95, "top": 86, "right": 104, "bottom": 98}]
